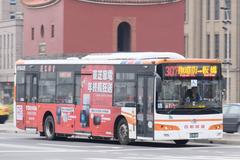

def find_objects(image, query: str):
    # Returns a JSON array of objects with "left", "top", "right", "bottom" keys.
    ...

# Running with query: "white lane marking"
[
  {"left": 39, "top": 143, "right": 122, "bottom": 149},
  {"left": 0, "top": 150, "right": 87, "bottom": 153},
  {"left": 120, "top": 156, "right": 240, "bottom": 160},
  {"left": 37, "top": 143, "right": 240, "bottom": 153},
  {"left": 84, "top": 156, "right": 240, "bottom": 160},
  {"left": 0, "top": 143, "right": 79, "bottom": 151},
  {"left": 86, "top": 159, "right": 123, "bottom": 160},
  {"left": 183, "top": 145, "right": 240, "bottom": 150},
  {"left": 0, "top": 143, "right": 51, "bottom": 150},
  {"left": 93, "top": 148, "right": 170, "bottom": 153},
  {"left": 94, "top": 145, "right": 240, "bottom": 152}
]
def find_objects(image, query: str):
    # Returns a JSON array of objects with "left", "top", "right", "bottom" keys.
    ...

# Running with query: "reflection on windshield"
[{"left": 157, "top": 80, "right": 222, "bottom": 114}]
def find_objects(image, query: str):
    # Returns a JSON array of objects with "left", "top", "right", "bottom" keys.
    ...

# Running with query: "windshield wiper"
[
  {"left": 190, "top": 106, "right": 221, "bottom": 114},
  {"left": 167, "top": 105, "right": 221, "bottom": 114}
]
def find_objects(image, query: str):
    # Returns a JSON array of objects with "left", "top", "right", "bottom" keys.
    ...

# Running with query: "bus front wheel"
[
  {"left": 44, "top": 115, "right": 56, "bottom": 140},
  {"left": 174, "top": 140, "right": 189, "bottom": 145},
  {"left": 117, "top": 118, "right": 130, "bottom": 145}
]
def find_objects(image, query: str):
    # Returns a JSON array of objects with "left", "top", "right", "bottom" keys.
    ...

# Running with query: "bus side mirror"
[
  {"left": 154, "top": 72, "right": 161, "bottom": 92},
  {"left": 156, "top": 77, "right": 161, "bottom": 92}
]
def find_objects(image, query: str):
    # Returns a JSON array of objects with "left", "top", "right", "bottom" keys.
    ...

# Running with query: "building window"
[
  {"left": 31, "top": 28, "right": 34, "bottom": 40},
  {"left": 184, "top": 35, "right": 188, "bottom": 57},
  {"left": 0, "top": 35, "right": 1, "bottom": 49},
  {"left": 224, "top": 33, "right": 231, "bottom": 59},
  {"left": 207, "top": 34, "right": 210, "bottom": 58},
  {"left": 10, "top": 12, "right": 15, "bottom": 19},
  {"left": 9, "top": 0, "right": 16, "bottom": 5},
  {"left": 11, "top": 34, "right": 13, "bottom": 69},
  {"left": 7, "top": 54, "right": 9, "bottom": 69},
  {"left": 214, "top": 0, "right": 220, "bottom": 20},
  {"left": 11, "top": 34, "right": 13, "bottom": 49},
  {"left": 214, "top": 34, "right": 220, "bottom": 58},
  {"left": 7, "top": 34, "right": 9, "bottom": 69},
  {"left": 51, "top": 25, "right": 55, "bottom": 38},
  {"left": 229, "top": 77, "right": 231, "bottom": 99},
  {"left": 207, "top": 0, "right": 211, "bottom": 20},
  {"left": 7, "top": 34, "right": 9, "bottom": 49},
  {"left": 225, "top": 0, "right": 231, "bottom": 20},
  {"left": 41, "top": 25, "right": 44, "bottom": 38},
  {"left": 0, "top": 35, "right": 1, "bottom": 69},
  {"left": 3, "top": 35, "right": 6, "bottom": 69},
  {"left": 117, "top": 22, "right": 131, "bottom": 52},
  {"left": 184, "top": 0, "right": 189, "bottom": 22},
  {"left": 3, "top": 35, "right": 5, "bottom": 49}
]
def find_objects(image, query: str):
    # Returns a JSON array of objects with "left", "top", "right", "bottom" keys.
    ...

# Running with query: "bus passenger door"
[
  {"left": 74, "top": 74, "right": 91, "bottom": 135},
  {"left": 25, "top": 74, "right": 38, "bottom": 129},
  {"left": 137, "top": 76, "right": 154, "bottom": 138}
]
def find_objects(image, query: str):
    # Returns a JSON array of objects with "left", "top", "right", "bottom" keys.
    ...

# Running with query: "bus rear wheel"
[
  {"left": 117, "top": 118, "right": 130, "bottom": 145},
  {"left": 44, "top": 115, "right": 56, "bottom": 140},
  {"left": 174, "top": 140, "right": 189, "bottom": 145}
]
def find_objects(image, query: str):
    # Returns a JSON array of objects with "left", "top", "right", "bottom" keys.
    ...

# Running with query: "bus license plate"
[{"left": 190, "top": 133, "right": 199, "bottom": 138}]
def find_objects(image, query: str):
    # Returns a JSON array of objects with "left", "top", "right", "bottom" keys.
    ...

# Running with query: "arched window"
[
  {"left": 41, "top": 25, "right": 44, "bottom": 38},
  {"left": 117, "top": 22, "right": 131, "bottom": 52}
]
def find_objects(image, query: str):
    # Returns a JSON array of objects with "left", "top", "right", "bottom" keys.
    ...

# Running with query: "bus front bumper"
[{"left": 154, "top": 130, "right": 223, "bottom": 141}]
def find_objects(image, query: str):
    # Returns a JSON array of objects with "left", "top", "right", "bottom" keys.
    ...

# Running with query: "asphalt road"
[{"left": 0, "top": 133, "right": 240, "bottom": 160}]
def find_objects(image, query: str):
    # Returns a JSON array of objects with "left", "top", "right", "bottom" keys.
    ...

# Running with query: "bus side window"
[
  {"left": 39, "top": 72, "right": 56, "bottom": 103},
  {"left": 16, "top": 71, "right": 25, "bottom": 102},
  {"left": 74, "top": 75, "right": 81, "bottom": 105},
  {"left": 56, "top": 72, "right": 74, "bottom": 104},
  {"left": 114, "top": 73, "right": 136, "bottom": 107}
]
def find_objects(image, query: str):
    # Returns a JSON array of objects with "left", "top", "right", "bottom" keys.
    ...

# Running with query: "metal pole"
[
  {"left": 226, "top": 7, "right": 231, "bottom": 104},
  {"left": 226, "top": 27, "right": 230, "bottom": 104},
  {"left": 221, "top": 4, "right": 231, "bottom": 104}
]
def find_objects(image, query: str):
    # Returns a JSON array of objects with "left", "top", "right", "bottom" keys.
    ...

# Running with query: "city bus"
[{"left": 14, "top": 52, "right": 223, "bottom": 145}]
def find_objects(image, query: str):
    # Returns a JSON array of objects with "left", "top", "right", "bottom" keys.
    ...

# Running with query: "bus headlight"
[
  {"left": 208, "top": 124, "right": 223, "bottom": 130},
  {"left": 155, "top": 124, "right": 180, "bottom": 131}
]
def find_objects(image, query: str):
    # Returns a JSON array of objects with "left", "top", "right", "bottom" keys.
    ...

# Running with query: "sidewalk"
[{"left": 1, "top": 121, "right": 240, "bottom": 145}]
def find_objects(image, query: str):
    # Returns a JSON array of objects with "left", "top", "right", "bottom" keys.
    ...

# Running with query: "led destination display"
[{"left": 162, "top": 64, "right": 220, "bottom": 78}]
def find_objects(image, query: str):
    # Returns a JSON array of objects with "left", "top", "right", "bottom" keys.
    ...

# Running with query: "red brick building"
[{"left": 21, "top": 0, "right": 184, "bottom": 58}]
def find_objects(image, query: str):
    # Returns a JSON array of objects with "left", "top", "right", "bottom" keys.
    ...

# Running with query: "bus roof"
[
  {"left": 81, "top": 52, "right": 185, "bottom": 60},
  {"left": 16, "top": 52, "right": 221, "bottom": 65}
]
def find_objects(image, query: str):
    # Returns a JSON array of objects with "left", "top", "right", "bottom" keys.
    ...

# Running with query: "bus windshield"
[{"left": 156, "top": 79, "right": 222, "bottom": 115}]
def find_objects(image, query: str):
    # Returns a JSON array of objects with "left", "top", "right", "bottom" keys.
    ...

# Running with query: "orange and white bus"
[{"left": 14, "top": 52, "right": 223, "bottom": 145}]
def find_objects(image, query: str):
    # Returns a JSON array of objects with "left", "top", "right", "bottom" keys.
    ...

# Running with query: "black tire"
[
  {"left": 0, "top": 119, "right": 7, "bottom": 124},
  {"left": 226, "top": 132, "right": 234, "bottom": 134},
  {"left": 117, "top": 118, "right": 130, "bottom": 145},
  {"left": 174, "top": 140, "right": 189, "bottom": 145},
  {"left": 39, "top": 132, "right": 45, "bottom": 137},
  {"left": 56, "top": 136, "right": 68, "bottom": 141},
  {"left": 0, "top": 115, "right": 8, "bottom": 124},
  {"left": 44, "top": 115, "right": 56, "bottom": 140}
]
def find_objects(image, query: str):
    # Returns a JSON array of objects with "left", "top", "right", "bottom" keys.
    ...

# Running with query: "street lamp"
[{"left": 221, "top": 6, "right": 231, "bottom": 104}]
